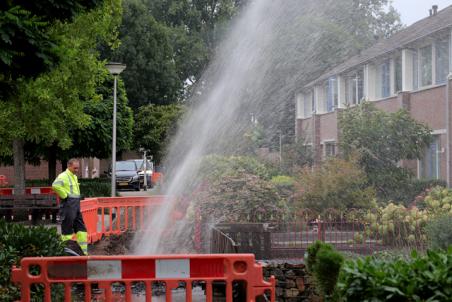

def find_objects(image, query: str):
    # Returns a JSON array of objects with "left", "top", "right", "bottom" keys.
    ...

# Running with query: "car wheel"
[{"left": 135, "top": 183, "right": 140, "bottom": 191}]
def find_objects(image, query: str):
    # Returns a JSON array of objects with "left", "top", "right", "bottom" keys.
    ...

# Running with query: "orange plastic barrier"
[
  {"left": 12, "top": 254, "right": 275, "bottom": 302},
  {"left": 151, "top": 172, "right": 162, "bottom": 184},
  {"left": 0, "top": 175, "right": 8, "bottom": 186},
  {"left": 80, "top": 196, "right": 167, "bottom": 243}
]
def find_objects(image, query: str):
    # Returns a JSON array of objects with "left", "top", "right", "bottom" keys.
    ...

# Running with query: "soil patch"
[{"left": 89, "top": 231, "right": 135, "bottom": 255}]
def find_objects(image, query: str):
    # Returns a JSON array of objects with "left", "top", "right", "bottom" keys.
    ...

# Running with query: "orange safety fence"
[
  {"left": 80, "top": 196, "right": 168, "bottom": 244},
  {"left": 11, "top": 254, "right": 275, "bottom": 302},
  {"left": 151, "top": 172, "right": 162, "bottom": 185},
  {"left": 0, "top": 175, "right": 8, "bottom": 186}
]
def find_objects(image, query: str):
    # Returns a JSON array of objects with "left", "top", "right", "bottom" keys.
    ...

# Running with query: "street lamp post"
[{"left": 106, "top": 62, "right": 126, "bottom": 197}]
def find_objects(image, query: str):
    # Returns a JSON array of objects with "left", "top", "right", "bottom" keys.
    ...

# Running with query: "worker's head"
[{"left": 68, "top": 158, "right": 80, "bottom": 174}]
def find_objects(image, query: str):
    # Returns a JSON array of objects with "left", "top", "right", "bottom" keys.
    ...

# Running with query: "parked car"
[
  {"left": 114, "top": 160, "right": 142, "bottom": 191},
  {"left": 132, "top": 159, "right": 154, "bottom": 188}
]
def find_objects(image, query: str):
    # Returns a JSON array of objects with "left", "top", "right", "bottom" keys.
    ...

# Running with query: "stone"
[
  {"left": 285, "top": 269, "right": 296, "bottom": 279},
  {"left": 284, "top": 288, "right": 300, "bottom": 298},
  {"left": 285, "top": 280, "right": 296, "bottom": 289},
  {"left": 274, "top": 268, "right": 285, "bottom": 281},
  {"left": 296, "top": 277, "right": 305, "bottom": 292}
]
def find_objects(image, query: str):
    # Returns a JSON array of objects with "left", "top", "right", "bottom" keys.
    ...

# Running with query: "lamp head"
[{"left": 106, "top": 62, "right": 126, "bottom": 75}]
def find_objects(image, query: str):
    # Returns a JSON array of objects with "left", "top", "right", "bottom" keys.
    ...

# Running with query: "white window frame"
[
  {"left": 418, "top": 134, "right": 441, "bottom": 180},
  {"left": 322, "top": 140, "right": 336, "bottom": 158},
  {"left": 375, "top": 58, "right": 392, "bottom": 99}
]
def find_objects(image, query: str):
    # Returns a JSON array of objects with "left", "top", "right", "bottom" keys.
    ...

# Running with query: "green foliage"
[
  {"left": 425, "top": 215, "right": 452, "bottom": 250},
  {"left": 280, "top": 141, "right": 314, "bottom": 174},
  {"left": 306, "top": 241, "right": 343, "bottom": 300},
  {"left": 0, "top": 1, "right": 122, "bottom": 154},
  {"left": 190, "top": 172, "right": 289, "bottom": 223},
  {"left": 387, "top": 179, "right": 447, "bottom": 206},
  {"left": 306, "top": 241, "right": 332, "bottom": 273},
  {"left": 79, "top": 179, "right": 113, "bottom": 197},
  {"left": 198, "top": 155, "right": 274, "bottom": 182},
  {"left": 315, "top": 248, "right": 344, "bottom": 300},
  {"left": 187, "top": 155, "right": 288, "bottom": 223},
  {"left": 338, "top": 248, "right": 452, "bottom": 301},
  {"left": 0, "top": 219, "right": 65, "bottom": 301},
  {"left": 60, "top": 78, "right": 134, "bottom": 160},
  {"left": 270, "top": 175, "right": 294, "bottom": 189},
  {"left": 339, "top": 102, "right": 433, "bottom": 201},
  {"left": 0, "top": 0, "right": 103, "bottom": 98},
  {"left": 108, "top": 0, "right": 181, "bottom": 108},
  {"left": 25, "top": 178, "right": 113, "bottom": 197},
  {"left": 295, "top": 157, "right": 376, "bottom": 213},
  {"left": 134, "top": 103, "right": 185, "bottom": 163}
]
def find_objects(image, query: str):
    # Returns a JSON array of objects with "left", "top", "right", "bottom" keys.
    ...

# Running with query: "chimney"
[
  {"left": 429, "top": 9, "right": 433, "bottom": 16},
  {"left": 433, "top": 5, "right": 438, "bottom": 15}
]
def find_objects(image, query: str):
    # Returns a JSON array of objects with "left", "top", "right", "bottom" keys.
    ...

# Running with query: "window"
[
  {"left": 435, "top": 37, "right": 449, "bottom": 85},
  {"left": 297, "top": 94, "right": 303, "bottom": 118},
  {"left": 303, "top": 92, "right": 313, "bottom": 118},
  {"left": 413, "top": 49, "right": 419, "bottom": 89},
  {"left": 345, "top": 71, "right": 363, "bottom": 105},
  {"left": 394, "top": 55, "right": 403, "bottom": 93},
  {"left": 326, "top": 77, "right": 338, "bottom": 112},
  {"left": 420, "top": 45, "right": 433, "bottom": 87},
  {"left": 311, "top": 90, "right": 316, "bottom": 113},
  {"left": 420, "top": 136, "right": 440, "bottom": 179},
  {"left": 357, "top": 70, "right": 364, "bottom": 102},
  {"left": 376, "top": 59, "right": 391, "bottom": 98},
  {"left": 324, "top": 142, "right": 336, "bottom": 158}
]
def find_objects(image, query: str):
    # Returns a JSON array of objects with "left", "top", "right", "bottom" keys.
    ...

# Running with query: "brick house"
[{"left": 295, "top": 5, "right": 452, "bottom": 186}]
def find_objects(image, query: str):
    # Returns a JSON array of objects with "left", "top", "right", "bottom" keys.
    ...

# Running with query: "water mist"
[{"left": 132, "top": 0, "right": 363, "bottom": 254}]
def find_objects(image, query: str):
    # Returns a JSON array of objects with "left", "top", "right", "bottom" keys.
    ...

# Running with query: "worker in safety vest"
[{"left": 52, "top": 158, "right": 88, "bottom": 255}]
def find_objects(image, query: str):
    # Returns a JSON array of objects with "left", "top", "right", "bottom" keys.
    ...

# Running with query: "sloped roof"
[{"left": 305, "top": 5, "right": 452, "bottom": 88}]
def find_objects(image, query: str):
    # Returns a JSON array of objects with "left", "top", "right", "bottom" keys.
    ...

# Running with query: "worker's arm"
[{"left": 52, "top": 175, "right": 68, "bottom": 199}]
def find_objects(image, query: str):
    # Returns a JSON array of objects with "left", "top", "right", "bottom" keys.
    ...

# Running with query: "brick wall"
[{"left": 0, "top": 161, "right": 63, "bottom": 185}]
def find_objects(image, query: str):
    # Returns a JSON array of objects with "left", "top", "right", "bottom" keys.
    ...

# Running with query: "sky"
[{"left": 392, "top": 0, "right": 452, "bottom": 25}]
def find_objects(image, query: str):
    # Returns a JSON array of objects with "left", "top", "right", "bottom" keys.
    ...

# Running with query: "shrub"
[
  {"left": 315, "top": 248, "right": 344, "bottom": 300},
  {"left": 385, "top": 178, "right": 447, "bottom": 206},
  {"left": 306, "top": 241, "right": 343, "bottom": 301},
  {"left": 306, "top": 241, "right": 330, "bottom": 273},
  {"left": 270, "top": 175, "right": 294, "bottom": 189},
  {"left": 198, "top": 154, "right": 274, "bottom": 182},
  {"left": 338, "top": 249, "right": 452, "bottom": 301},
  {"left": 26, "top": 178, "right": 113, "bottom": 197},
  {"left": 79, "top": 179, "right": 112, "bottom": 197},
  {"left": 425, "top": 215, "right": 452, "bottom": 250},
  {"left": 295, "top": 158, "right": 376, "bottom": 213},
  {"left": 0, "top": 219, "right": 65, "bottom": 301},
  {"left": 190, "top": 172, "right": 289, "bottom": 223}
]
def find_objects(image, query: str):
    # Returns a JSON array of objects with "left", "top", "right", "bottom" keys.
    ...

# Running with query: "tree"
[
  {"left": 0, "top": 0, "right": 102, "bottom": 99},
  {"left": 102, "top": 0, "right": 182, "bottom": 109},
  {"left": 103, "top": 0, "right": 244, "bottom": 110},
  {"left": 339, "top": 102, "right": 433, "bottom": 200},
  {"left": 134, "top": 103, "right": 185, "bottom": 163},
  {"left": 45, "top": 78, "right": 134, "bottom": 180},
  {"left": 0, "top": 0, "right": 122, "bottom": 191}
]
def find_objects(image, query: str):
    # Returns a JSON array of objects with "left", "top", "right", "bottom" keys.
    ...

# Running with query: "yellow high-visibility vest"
[{"left": 52, "top": 169, "right": 80, "bottom": 199}]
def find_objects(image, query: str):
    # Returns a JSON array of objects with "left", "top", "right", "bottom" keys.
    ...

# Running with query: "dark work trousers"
[{"left": 60, "top": 197, "right": 87, "bottom": 235}]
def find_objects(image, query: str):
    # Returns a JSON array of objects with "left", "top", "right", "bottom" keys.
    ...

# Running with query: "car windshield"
[
  {"left": 134, "top": 160, "right": 153, "bottom": 170},
  {"left": 116, "top": 161, "right": 136, "bottom": 171}
]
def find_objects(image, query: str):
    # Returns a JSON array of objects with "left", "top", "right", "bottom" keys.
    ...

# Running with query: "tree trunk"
[
  {"left": 48, "top": 144, "right": 57, "bottom": 184},
  {"left": 62, "top": 159, "right": 68, "bottom": 171},
  {"left": 13, "top": 139, "right": 26, "bottom": 194}
]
